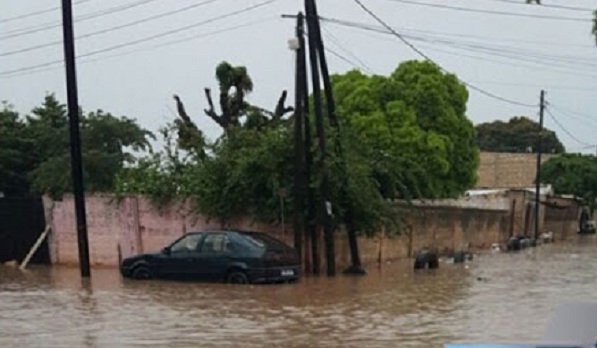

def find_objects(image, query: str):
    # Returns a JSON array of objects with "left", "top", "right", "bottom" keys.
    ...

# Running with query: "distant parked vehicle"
[{"left": 120, "top": 230, "right": 300, "bottom": 284}]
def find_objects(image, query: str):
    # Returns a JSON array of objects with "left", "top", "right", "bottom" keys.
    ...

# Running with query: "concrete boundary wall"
[{"left": 47, "top": 194, "right": 521, "bottom": 269}]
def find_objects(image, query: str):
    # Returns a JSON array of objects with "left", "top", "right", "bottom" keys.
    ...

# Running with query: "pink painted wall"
[
  {"left": 48, "top": 194, "right": 514, "bottom": 269},
  {"left": 49, "top": 195, "right": 293, "bottom": 266}
]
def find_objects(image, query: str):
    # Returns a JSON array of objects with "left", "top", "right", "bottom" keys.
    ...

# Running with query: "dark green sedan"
[{"left": 120, "top": 230, "right": 300, "bottom": 284}]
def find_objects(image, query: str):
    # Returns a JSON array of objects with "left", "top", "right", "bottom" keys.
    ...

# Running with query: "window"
[
  {"left": 201, "top": 233, "right": 233, "bottom": 253},
  {"left": 170, "top": 234, "right": 203, "bottom": 254}
]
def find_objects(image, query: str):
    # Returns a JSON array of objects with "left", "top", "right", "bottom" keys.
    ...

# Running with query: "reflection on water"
[{"left": 2, "top": 238, "right": 597, "bottom": 347}]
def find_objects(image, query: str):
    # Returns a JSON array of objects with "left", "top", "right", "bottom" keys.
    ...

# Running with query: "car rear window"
[{"left": 241, "top": 232, "right": 290, "bottom": 251}]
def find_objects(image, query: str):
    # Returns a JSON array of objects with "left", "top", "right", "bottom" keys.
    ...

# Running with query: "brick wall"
[
  {"left": 476, "top": 152, "right": 557, "bottom": 189},
  {"left": 48, "top": 195, "right": 512, "bottom": 269}
]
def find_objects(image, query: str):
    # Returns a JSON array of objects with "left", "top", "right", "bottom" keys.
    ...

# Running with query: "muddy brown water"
[{"left": 2, "top": 238, "right": 597, "bottom": 347}]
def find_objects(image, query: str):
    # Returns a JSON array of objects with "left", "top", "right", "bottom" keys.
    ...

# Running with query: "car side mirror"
[{"left": 162, "top": 247, "right": 171, "bottom": 255}]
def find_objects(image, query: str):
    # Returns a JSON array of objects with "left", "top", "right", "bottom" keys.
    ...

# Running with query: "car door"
[
  {"left": 193, "top": 233, "right": 233, "bottom": 282},
  {"left": 160, "top": 233, "right": 204, "bottom": 280}
]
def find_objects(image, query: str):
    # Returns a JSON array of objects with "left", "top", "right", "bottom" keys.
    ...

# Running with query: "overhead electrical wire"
[
  {"left": 545, "top": 107, "right": 593, "bottom": 146},
  {"left": 5, "top": 17, "right": 277, "bottom": 79},
  {"left": 0, "top": 0, "right": 219, "bottom": 57},
  {"left": 352, "top": 0, "right": 537, "bottom": 108},
  {"left": 477, "top": 0, "right": 594, "bottom": 12},
  {"left": 321, "top": 17, "right": 597, "bottom": 77},
  {"left": 321, "top": 16, "right": 594, "bottom": 49},
  {"left": 0, "top": 0, "right": 278, "bottom": 77},
  {"left": 383, "top": 0, "right": 591, "bottom": 22},
  {"left": 549, "top": 104, "right": 597, "bottom": 122},
  {"left": 321, "top": 26, "right": 374, "bottom": 74},
  {"left": 0, "top": 0, "right": 158, "bottom": 40},
  {"left": 0, "top": 0, "right": 94, "bottom": 23},
  {"left": 466, "top": 80, "right": 595, "bottom": 93}
]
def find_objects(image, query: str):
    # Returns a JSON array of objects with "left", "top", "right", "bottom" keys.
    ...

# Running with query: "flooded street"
[{"left": 2, "top": 239, "right": 597, "bottom": 347}]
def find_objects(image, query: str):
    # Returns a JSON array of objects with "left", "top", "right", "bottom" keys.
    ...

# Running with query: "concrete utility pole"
[
  {"left": 61, "top": 0, "right": 91, "bottom": 278},
  {"left": 534, "top": 90, "right": 546, "bottom": 241}
]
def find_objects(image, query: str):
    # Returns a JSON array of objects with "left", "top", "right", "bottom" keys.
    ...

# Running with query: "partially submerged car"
[{"left": 120, "top": 230, "right": 300, "bottom": 284}]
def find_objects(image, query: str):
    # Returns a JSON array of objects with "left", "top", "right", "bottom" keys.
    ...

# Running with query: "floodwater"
[{"left": 2, "top": 238, "right": 597, "bottom": 348}]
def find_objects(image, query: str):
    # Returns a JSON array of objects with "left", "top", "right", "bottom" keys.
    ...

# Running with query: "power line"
[
  {"left": 0, "top": 0, "right": 219, "bottom": 57},
  {"left": 467, "top": 80, "right": 596, "bottom": 92},
  {"left": 478, "top": 0, "right": 594, "bottom": 12},
  {"left": 351, "top": 0, "right": 537, "bottom": 108},
  {"left": 546, "top": 107, "right": 593, "bottom": 146},
  {"left": 321, "top": 26, "right": 374, "bottom": 74},
  {"left": 325, "top": 45, "right": 363, "bottom": 70},
  {"left": 321, "top": 17, "right": 597, "bottom": 77},
  {"left": 322, "top": 16, "right": 595, "bottom": 49},
  {"left": 545, "top": 103, "right": 597, "bottom": 129},
  {"left": 3, "top": 17, "right": 276, "bottom": 78},
  {"left": 383, "top": 0, "right": 592, "bottom": 22},
  {"left": 549, "top": 104, "right": 596, "bottom": 122},
  {"left": 0, "top": 0, "right": 93, "bottom": 23},
  {"left": 0, "top": 0, "right": 278, "bottom": 77},
  {"left": 0, "top": 0, "right": 158, "bottom": 40}
]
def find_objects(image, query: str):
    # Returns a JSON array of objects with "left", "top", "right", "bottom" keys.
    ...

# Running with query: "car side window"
[
  {"left": 201, "top": 234, "right": 233, "bottom": 254},
  {"left": 170, "top": 234, "right": 203, "bottom": 254}
]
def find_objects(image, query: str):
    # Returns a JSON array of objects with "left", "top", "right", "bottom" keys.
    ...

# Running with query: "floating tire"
[{"left": 414, "top": 249, "right": 439, "bottom": 270}]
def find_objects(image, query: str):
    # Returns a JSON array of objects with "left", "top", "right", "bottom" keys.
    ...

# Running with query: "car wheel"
[
  {"left": 226, "top": 270, "right": 249, "bottom": 284},
  {"left": 131, "top": 265, "right": 152, "bottom": 280}
]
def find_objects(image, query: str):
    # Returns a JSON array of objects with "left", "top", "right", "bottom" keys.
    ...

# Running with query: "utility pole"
[
  {"left": 307, "top": 0, "right": 364, "bottom": 275},
  {"left": 300, "top": 30, "right": 318, "bottom": 276},
  {"left": 304, "top": 0, "right": 335, "bottom": 276},
  {"left": 291, "top": 12, "right": 306, "bottom": 266},
  {"left": 534, "top": 90, "right": 545, "bottom": 241},
  {"left": 61, "top": 0, "right": 91, "bottom": 278}
]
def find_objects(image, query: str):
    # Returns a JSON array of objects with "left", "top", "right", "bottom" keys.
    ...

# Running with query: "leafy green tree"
[
  {"left": 1, "top": 94, "right": 153, "bottom": 198},
  {"left": 332, "top": 60, "right": 479, "bottom": 198},
  {"left": 0, "top": 103, "right": 32, "bottom": 196},
  {"left": 541, "top": 154, "right": 597, "bottom": 209},
  {"left": 117, "top": 60, "right": 480, "bottom": 242},
  {"left": 475, "top": 116, "right": 565, "bottom": 154}
]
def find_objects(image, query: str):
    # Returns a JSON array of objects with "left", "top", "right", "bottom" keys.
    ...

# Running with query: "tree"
[
  {"left": 332, "top": 60, "right": 479, "bottom": 199},
  {"left": 173, "top": 61, "right": 293, "bottom": 141},
  {"left": 0, "top": 94, "right": 154, "bottom": 198},
  {"left": 541, "top": 154, "right": 597, "bottom": 209},
  {"left": 475, "top": 116, "right": 565, "bottom": 154},
  {"left": 0, "top": 103, "right": 32, "bottom": 196}
]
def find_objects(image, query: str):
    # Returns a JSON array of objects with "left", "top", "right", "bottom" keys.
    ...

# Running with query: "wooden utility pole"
[
  {"left": 307, "top": 0, "right": 364, "bottom": 275},
  {"left": 304, "top": 0, "right": 335, "bottom": 276},
  {"left": 292, "top": 13, "right": 306, "bottom": 266},
  {"left": 61, "top": 0, "right": 91, "bottom": 278},
  {"left": 534, "top": 90, "right": 545, "bottom": 241}
]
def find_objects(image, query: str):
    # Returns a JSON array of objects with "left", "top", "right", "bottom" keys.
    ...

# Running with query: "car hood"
[{"left": 121, "top": 252, "right": 160, "bottom": 266}]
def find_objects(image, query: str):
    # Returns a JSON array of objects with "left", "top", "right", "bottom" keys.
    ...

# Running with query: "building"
[{"left": 476, "top": 152, "right": 557, "bottom": 189}]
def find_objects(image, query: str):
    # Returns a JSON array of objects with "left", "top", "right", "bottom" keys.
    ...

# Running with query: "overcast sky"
[{"left": 1, "top": 0, "right": 596, "bottom": 153}]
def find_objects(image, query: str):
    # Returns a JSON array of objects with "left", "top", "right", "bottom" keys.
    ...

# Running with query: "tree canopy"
[
  {"left": 332, "top": 60, "right": 479, "bottom": 198},
  {"left": 0, "top": 94, "right": 153, "bottom": 198},
  {"left": 541, "top": 154, "right": 597, "bottom": 208},
  {"left": 475, "top": 116, "right": 565, "bottom": 154},
  {"left": 116, "top": 60, "right": 480, "bottom": 236}
]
